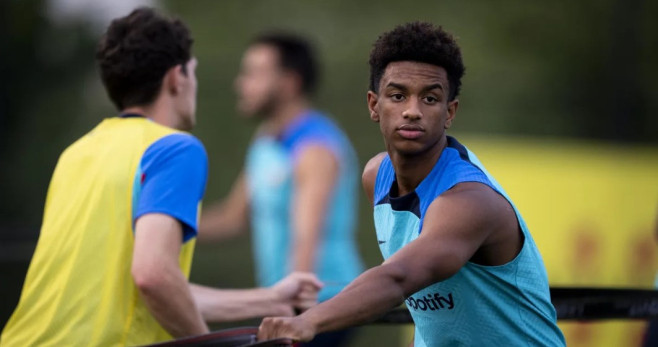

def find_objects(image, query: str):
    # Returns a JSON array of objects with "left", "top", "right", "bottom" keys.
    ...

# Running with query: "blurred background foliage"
[{"left": 1, "top": 0, "right": 656, "bottom": 345}]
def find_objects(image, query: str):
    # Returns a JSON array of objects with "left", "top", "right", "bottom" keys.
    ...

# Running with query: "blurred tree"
[{"left": 0, "top": 0, "right": 99, "bottom": 231}]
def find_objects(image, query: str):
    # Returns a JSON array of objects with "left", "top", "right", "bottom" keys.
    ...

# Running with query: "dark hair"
[
  {"left": 252, "top": 32, "right": 318, "bottom": 95},
  {"left": 96, "top": 7, "right": 193, "bottom": 110},
  {"left": 369, "top": 22, "right": 465, "bottom": 101}
]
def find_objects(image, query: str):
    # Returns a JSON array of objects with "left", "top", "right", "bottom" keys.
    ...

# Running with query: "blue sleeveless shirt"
[
  {"left": 246, "top": 110, "right": 363, "bottom": 301},
  {"left": 373, "top": 136, "right": 565, "bottom": 346}
]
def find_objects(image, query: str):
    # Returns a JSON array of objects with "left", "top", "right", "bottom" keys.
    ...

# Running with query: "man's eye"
[
  {"left": 391, "top": 94, "right": 405, "bottom": 101},
  {"left": 424, "top": 96, "right": 438, "bottom": 103}
]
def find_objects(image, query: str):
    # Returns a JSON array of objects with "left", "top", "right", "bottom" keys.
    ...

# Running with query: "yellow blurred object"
[{"left": 402, "top": 134, "right": 658, "bottom": 347}]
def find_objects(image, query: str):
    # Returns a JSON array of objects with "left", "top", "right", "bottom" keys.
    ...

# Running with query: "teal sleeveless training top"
[
  {"left": 246, "top": 110, "right": 363, "bottom": 301},
  {"left": 373, "top": 136, "right": 565, "bottom": 346}
]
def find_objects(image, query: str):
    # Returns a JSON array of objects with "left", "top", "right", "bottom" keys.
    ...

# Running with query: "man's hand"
[
  {"left": 271, "top": 272, "right": 323, "bottom": 314},
  {"left": 258, "top": 316, "right": 316, "bottom": 342},
  {"left": 293, "top": 283, "right": 320, "bottom": 312}
]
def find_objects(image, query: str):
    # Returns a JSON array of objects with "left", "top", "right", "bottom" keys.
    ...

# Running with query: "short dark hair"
[
  {"left": 369, "top": 22, "right": 465, "bottom": 101},
  {"left": 252, "top": 32, "right": 318, "bottom": 95},
  {"left": 96, "top": 7, "right": 193, "bottom": 110}
]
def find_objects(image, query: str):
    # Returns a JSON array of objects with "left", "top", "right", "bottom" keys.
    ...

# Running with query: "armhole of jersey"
[
  {"left": 464, "top": 147, "right": 531, "bottom": 249},
  {"left": 131, "top": 164, "right": 143, "bottom": 231},
  {"left": 416, "top": 148, "right": 493, "bottom": 233}
]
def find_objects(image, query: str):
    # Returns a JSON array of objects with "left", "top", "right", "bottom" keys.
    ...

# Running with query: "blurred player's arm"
[
  {"left": 291, "top": 145, "right": 340, "bottom": 272},
  {"left": 132, "top": 213, "right": 209, "bottom": 338},
  {"left": 189, "top": 272, "right": 323, "bottom": 322},
  {"left": 198, "top": 171, "right": 250, "bottom": 242},
  {"left": 258, "top": 156, "right": 514, "bottom": 341}
]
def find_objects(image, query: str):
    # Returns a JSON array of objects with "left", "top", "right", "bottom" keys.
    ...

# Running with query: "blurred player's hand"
[
  {"left": 258, "top": 316, "right": 316, "bottom": 342},
  {"left": 293, "top": 282, "right": 319, "bottom": 312},
  {"left": 270, "top": 272, "right": 323, "bottom": 315}
]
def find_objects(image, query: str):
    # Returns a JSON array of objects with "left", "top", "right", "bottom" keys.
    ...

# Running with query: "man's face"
[
  {"left": 235, "top": 44, "right": 282, "bottom": 118},
  {"left": 367, "top": 61, "right": 458, "bottom": 156},
  {"left": 176, "top": 57, "right": 198, "bottom": 131}
]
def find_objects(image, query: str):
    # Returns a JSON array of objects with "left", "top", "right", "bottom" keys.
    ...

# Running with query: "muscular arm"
[
  {"left": 197, "top": 172, "right": 250, "bottom": 243},
  {"left": 132, "top": 213, "right": 208, "bottom": 338},
  {"left": 291, "top": 146, "right": 339, "bottom": 272},
  {"left": 302, "top": 185, "right": 497, "bottom": 332},
  {"left": 259, "top": 156, "right": 517, "bottom": 340}
]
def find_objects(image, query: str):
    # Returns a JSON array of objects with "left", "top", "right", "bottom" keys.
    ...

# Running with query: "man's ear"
[
  {"left": 367, "top": 91, "right": 380, "bottom": 122},
  {"left": 445, "top": 99, "right": 459, "bottom": 129},
  {"left": 164, "top": 64, "right": 184, "bottom": 95},
  {"left": 281, "top": 71, "right": 302, "bottom": 98}
]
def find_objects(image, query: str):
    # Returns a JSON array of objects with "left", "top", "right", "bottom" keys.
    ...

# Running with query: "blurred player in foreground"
[
  {"left": 0, "top": 8, "right": 320, "bottom": 347},
  {"left": 258, "top": 22, "right": 566, "bottom": 346},
  {"left": 199, "top": 33, "right": 363, "bottom": 346}
]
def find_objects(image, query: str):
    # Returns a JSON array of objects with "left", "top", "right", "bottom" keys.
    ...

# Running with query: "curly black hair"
[
  {"left": 96, "top": 7, "right": 193, "bottom": 110},
  {"left": 252, "top": 32, "right": 318, "bottom": 95},
  {"left": 369, "top": 22, "right": 465, "bottom": 101}
]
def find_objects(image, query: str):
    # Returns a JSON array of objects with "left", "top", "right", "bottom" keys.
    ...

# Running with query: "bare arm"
[
  {"left": 132, "top": 213, "right": 209, "bottom": 338},
  {"left": 291, "top": 146, "right": 340, "bottom": 272},
  {"left": 190, "top": 272, "right": 323, "bottom": 322},
  {"left": 197, "top": 172, "right": 250, "bottom": 243},
  {"left": 258, "top": 183, "right": 512, "bottom": 341},
  {"left": 362, "top": 152, "right": 388, "bottom": 205}
]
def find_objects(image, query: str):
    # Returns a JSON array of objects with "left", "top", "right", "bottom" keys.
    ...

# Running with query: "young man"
[
  {"left": 258, "top": 22, "right": 566, "bottom": 346},
  {"left": 0, "top": 8, "right": 320, "bottom": 347},
  {"left": 199, "top": 33, "right": 363, "bottom": 346}
]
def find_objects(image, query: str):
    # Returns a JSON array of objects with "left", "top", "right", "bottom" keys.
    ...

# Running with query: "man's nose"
[{"left": 402, "top": 99, "right": 422, "bottom": 120}]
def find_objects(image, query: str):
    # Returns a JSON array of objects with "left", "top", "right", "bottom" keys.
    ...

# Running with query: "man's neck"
[
  {"left": 389, "top": 135, "right": 447, "bottom": 196},
  {"left": 262, "top": 97, "right": 309, "bottom": 137},
  {"left": 122, "top": 99, "right": 179, "bottom": 130}
]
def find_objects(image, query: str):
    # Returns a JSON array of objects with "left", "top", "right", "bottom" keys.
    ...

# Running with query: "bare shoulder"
[
  {"left": 362, "top": 152, "right": 387, "bottom": 181},
  {"left": 362, "top": 152, "right": 388, "bottom": 204}
]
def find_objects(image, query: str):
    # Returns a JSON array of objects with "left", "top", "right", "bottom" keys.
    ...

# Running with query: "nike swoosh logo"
[{"left": 378, "top": 240, "right": 387, "bottom": 244}]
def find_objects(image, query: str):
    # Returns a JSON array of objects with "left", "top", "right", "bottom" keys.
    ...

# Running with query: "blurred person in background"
[
  {"left": 199, "top": 32, "right": 363, "bottom": 346},
  {"left": 258, "top": 22, "right": 565, "bottom": 346},
  {"left": 0, "top": 8, "right": 321, "bottom": 347}
]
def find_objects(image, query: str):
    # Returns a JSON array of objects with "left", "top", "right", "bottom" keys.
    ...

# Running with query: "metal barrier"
[
  {"left": 375, "top": 287, "right": 658, "bottom": 324},
  {"left": 143, "top": 327, "right": 291, "bottom": 347},
  {"left": 145, "top": 287, "right": 658, "bottom": 346}
]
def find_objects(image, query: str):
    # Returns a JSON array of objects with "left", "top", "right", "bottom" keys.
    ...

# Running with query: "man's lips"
[{"left": 396, "top": 124, "right": 425, "bottom": 139}]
